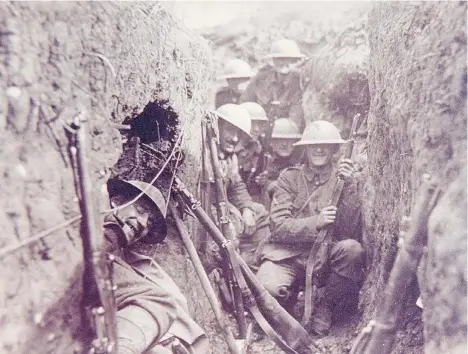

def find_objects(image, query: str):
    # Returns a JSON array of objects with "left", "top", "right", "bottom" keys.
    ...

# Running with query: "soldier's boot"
[
  {"left": 309, "top": 272, "right": 360, "bottom": 336},
  {"left": 308, "top": 297, "right": 333, "bottom": 337}
]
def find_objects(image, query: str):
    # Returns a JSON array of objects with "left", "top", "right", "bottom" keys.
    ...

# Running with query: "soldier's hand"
[
  {"left": 316, "top": 206, "right": 337, "bottom": 230},
  {"left": 337, "top": 158, "right": 354, "bottom": 181},
  {"left": 254, "top": 171, "right": 268, "bottom": 186},
  {"left": 242, "top": 208, "right": 256, "bottom": 236}
]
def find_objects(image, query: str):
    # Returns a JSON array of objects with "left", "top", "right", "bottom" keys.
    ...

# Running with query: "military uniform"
[
  {"left": 256, "top": 164, "right": 365, "bottom": 306},
  {"left": 205, "top": 150, "right": 270, "bottom": 270},
  {"left": 215, "top": 87, "right": 241, "bottom": 108},
  {"left": 240, "top": 65, "right": 305, "bottom": 130},
  {"left": 104, "top": 220, "right": 209, "bottom": 354}
]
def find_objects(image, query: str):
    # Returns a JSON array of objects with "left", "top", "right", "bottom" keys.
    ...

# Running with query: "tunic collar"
[{"left": 303, "top": 163, "right": 333, "bottom": 184}]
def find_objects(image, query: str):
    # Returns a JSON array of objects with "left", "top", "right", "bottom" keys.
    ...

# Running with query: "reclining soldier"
[
  {"left": 205, "top": 103, "right": 270, "bottom": 272},
  {"left": 102, "top": 178, "right": 209, "bottom": 354},
  {"left": 256, "top": 120, "right": 366, "bottom": 336}
]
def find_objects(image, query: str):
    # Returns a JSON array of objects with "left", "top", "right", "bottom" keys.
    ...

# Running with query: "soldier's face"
[
  {"left": 306, "top": 144, "right": 337, "bottom": 167},
  {"left": 227, "top": 77, "right": 249, "bottom": 91},
  {"left": 219, "top": 120, "right": 240, "bottom": 154},
  {"left": 271, "top": 138, "right": 295, "bottom": 157},
  {"left": 111, "top": 195, "right": 154, "bottom": 243},
  {"left": 272, "top": 57, "right": 300, "bottom": 75},
  {"left": 251, "top": 120, "right": 269, "bottom": 141}
]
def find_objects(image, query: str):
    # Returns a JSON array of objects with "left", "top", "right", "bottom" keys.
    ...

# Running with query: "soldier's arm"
[
  {"left": 227, "top": 154, "right": 255, "bottom": 211},
  {"left": 269, "top": 170, "right": 320, "bottom": 244},
  {"left": 113, "top": 259, "right": 178, "bottom": 353}
]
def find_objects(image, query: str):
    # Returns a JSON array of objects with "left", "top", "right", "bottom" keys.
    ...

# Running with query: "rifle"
[
  {"left": 205, "top": 111, "right": 248, "bottom": 339},
  {"left": 198, "top": 118, "right": 212, "bottom": 254},
  {"left": 172, "top": 177, "right": 323, "bottom": 354},
  {"left": 350, "top": 174, "right": 440, "bottom": 354},
  {"left": 302, "top": 113, "right": 363, "bottom": 326},
  {"left": 65, "top": 111, "right": 117, "bottom": 353},
  {"left": 169, "top": 203, "right": 241, "bottom": 354}
]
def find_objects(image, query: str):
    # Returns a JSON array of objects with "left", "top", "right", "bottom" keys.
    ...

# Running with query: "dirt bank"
[{"left": 0, "top": 2, "right": 212, "bottom": 352}]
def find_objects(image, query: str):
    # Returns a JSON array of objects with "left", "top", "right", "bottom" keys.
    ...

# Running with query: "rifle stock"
[
  {"left": 66, "top": 112, "right": 117, "bottom": 354},
  {"left": 350, "top": 174, "right": 440, "bottom": 354}
]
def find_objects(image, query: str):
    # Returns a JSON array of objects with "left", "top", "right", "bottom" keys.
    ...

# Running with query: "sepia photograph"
[{"left": 0, "top": 1, "right": 466, "bottom": 354}]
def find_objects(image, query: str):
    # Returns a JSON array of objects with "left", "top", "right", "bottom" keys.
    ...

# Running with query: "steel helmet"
[
  {"left": 264, "top": 39, "right": 305, "bottom": 59},
  {"left": 217, "top": 59, "right": 255, "bottom": 80},
  {"left": 107, "top": 179, "right": 167, "bottom": 243},
  {"left": 214, "top": 103, "right": 252, "bottom": 137},
  {"left": 271, "top": 118, "right": 302, "bottom": 139},
  {"left": 239, "top": 102, "right": 269, "bottom": 121},
  {"left": 293, "top": 120, "right": 346, "bottom": 146}
]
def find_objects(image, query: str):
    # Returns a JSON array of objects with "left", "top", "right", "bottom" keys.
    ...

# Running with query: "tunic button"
[{"left": 315, "top": 181, "right": 319, "bottom": 186}]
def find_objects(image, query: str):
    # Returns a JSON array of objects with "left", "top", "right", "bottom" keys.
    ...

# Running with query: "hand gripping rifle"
[
  {"left": 172, "top": 177, "right": 323, "bottom": 354},
  {"left": 66, "top": 111, "right": 117, "bottom": 354},
  {"left": 205, "top": 111, "right": 249, "bottom": 339},
  {"left": 302, "top": 113, "right": 363, "bottom": 326},
  {"left": 350, "top": 174, "right": 440, "bottom": 354}
]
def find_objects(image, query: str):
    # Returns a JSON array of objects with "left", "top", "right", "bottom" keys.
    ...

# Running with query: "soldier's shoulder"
[{"left": 278, "top": 164, "right": 303, "bottom": 179}]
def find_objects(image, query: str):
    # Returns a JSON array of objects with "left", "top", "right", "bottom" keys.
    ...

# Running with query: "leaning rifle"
[
  {"left": 302, "top": 113, "right": 363, "bottom": 326},
  {"left": 205, "top": 111, "right": 249, "bottom": 339},
  {"left": 172, "top": 177, "right": 323, "bottom": 354},
  {"left": 66, "top": 111, "right": 117, "bottom": 354},
  {"left": 350, "top": 174, "right": 440, "bottom": 354}
]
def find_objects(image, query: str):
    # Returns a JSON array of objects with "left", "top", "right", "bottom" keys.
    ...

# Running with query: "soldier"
[
  {"left": 103, "top": 178, "right": 209, "bottom": 354},
  {"left": 236, "top": 102, "right": 270, "bottom": 202},
  {"left": 254, "top": 118, "right": 302, "bottom": 208},
  {"left": 256, "top": 120, "right": 366, "bottom": 336},
  {"left": 205, "top": 103, "right": 270, "bottom": 271},
  {"left": 215, "top": 59, "right": 255, "bottom": 108},
  {"left": 240, "top": 39, "right": 306, "bottom": 130}
]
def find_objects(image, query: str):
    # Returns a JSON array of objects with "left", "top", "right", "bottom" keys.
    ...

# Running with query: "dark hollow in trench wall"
[{"left": 110, "top": 99, "right": 183, "bottom": 203}]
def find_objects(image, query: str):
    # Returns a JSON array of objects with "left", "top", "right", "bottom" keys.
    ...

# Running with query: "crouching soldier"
[
  {"left": 205, "top": 103, "right": 270, "bottom": 272},
  {"left": 103, "top": 178, "right": 209, "bottom": 354},
  {"left": 253, "top": 118, "right": 302, "bottom": 208},
  {"left": 256, "top": 120, "right": 366, "bottom": 336}
]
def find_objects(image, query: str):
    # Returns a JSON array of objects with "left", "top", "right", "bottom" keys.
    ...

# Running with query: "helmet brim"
[
  {"left": 293, "top": 139, "right": 347, "bottom": 146},
  {"left": 107, "top": 179, "right": 167, "bottom": 243},
  {"left": 215, "top": 111, "right": 252, "bottom": 138}
]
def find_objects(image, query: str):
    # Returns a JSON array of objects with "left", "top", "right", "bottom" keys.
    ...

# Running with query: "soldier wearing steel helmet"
[
  {"left": 255, "top": 120, "right": 365, "bottom": 337},
  {"left": 235, "top": 102, "right": 271, "bottom": 202},
  {"left": 240, "top": 39, "right": 307, "bottom": 130},
  {"left": 253, "top": 118, "right": 303, "bottom": 208},
  {"left": 205, "top": 103, "right": 270, "bottom": 271},
  {"left": 103, "top": 179, "right": 209, "bottom": 354},
  {"left": 215, "top": 59, "right": 255, "bottom": 108}
]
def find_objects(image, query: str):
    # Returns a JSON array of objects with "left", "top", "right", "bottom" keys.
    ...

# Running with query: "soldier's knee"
[
  {"left": 257, "top": 262, "right": 289, "bottom": 299},
  {"left": 336, "top": 239, "right": 364, "bottom": 263}
]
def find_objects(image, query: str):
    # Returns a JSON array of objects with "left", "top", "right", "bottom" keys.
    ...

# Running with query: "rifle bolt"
[
  {"left": 34, "top": 312, "right": 44, "bottom": 325},
  {"left": 47, "top": 333, "right": 56, "bottom": 342}
]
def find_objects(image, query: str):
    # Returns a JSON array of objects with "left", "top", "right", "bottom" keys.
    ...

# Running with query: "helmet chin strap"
[{"left": 111, "top": 212, "right": 141, "bottom": 246}]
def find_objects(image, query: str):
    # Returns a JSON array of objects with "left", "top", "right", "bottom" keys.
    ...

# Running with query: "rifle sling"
[{"left": 223, "top": 242, "right": 301, "bottom": 354}]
